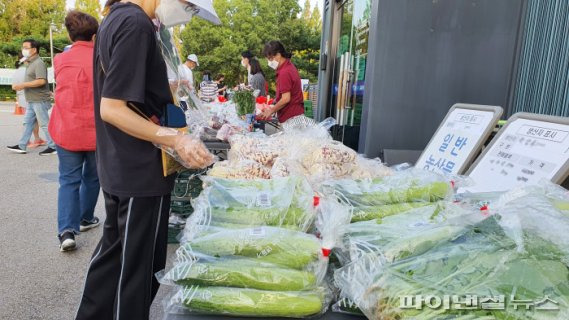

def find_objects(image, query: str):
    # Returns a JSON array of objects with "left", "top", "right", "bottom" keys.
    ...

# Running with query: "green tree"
[
  {"left": 0, "top": 0, "right": 68, "bottom": 67},
  {"left": 301, "top": 0, "right": 312, "bottom": 21},
  {"left": 309, "top": 5, "right": 322, "bottom": 31},
  {"left": 75, "top": 0, "right": 102, "bottom": 20},
  {"left": 180, "top": 0, "right": 320, "bottom": 93}
]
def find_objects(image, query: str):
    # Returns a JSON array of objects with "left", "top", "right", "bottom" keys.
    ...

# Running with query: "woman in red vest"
[{"left": 49, "top": 11, "right": 100, "bottom": 252}]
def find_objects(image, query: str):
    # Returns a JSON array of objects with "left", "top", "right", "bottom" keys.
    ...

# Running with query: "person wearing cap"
[
  {"left": 179, "top": 53, "right": 199, "bottom": 91},
  {"left": 75, "top": 0, "right": 217, "bottom": 319}
]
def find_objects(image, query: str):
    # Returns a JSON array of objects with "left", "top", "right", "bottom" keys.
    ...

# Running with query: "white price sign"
[
  {"left": 416, "top": 104, "right": 503, "bottom": 175},
  {"left": 466, "top": 113, "right": 569, "bottom": 193}
]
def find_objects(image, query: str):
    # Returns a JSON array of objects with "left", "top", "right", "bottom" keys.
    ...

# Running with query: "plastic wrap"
[
  {"left": 321, "top": 168, "right": 455, "bottom": 209},
  {"left": 298, "top": 140, "right": 357, "bottom": 181},
  {"left": 331, "top": 297, "right": 365, "bottom": 316},
  {"left": 156, "top": 179, "right": 353, "bottom": 318},
  {"left": 270, "top": 157, "right": 305, "bottom": 178},
  {"left": 228, "top": 134, "right": 283, "bottom": 167},
  {"left": 156, "top": 129, "right": 216, "bottom": 170},
  {"left": 182, "top": 176, "right": 315, "bottom": 232},
  {"left": 343, "top": 203, "right": 484, "bottom": 264},
  {"left": 160, "top": 225, "right": 332, "bottom": 318},
  {"left": 350, "top": 157, "right": 394, "bottom": 179},
  {"left": 314, "top": 197, "right": 353, "bottom": 260},
  {"left": 334, "top": 185, "right": 569, "bottom": 320},
  {"left": 208, "top": 160, "right": 271, "bottom": 180},
  {"left": 160, "top": 254, "right": 318, "bottom": 291},
  {"left": 164, "top": 285, "right": 330, "bottom": 318},
  {"left": 216, "top": 123, "right": 243, "bottom": 142}
]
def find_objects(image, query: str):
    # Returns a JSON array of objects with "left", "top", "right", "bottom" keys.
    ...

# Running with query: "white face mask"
[
  {"left": 241, "top": 60, "right": 246, "bottom": 68},
  {"left": 21, "top": 49, "right": 31, "bottom": 58},
  {"left": 268, "top": 59, "right": 279, "bottom": 70},
  {"left": 155, "top": 0, "right": 196, "bottom": 28}
]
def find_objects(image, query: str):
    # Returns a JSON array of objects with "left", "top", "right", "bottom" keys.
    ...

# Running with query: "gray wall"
[{"left": 359, "top": 0, "right": 525, "bottom": 158}]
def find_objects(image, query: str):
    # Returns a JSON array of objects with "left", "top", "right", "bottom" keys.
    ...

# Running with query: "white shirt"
[{"left": 178, "top": 64, "right": 194, "bottom": 90}]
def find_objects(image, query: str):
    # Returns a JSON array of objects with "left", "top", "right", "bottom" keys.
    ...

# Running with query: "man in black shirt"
[{"left": 75, "top": 0, "right": 217, "bottom": 319}]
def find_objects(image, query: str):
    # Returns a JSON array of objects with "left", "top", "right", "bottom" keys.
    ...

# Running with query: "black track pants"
[{"left": 75, "top": 191, "right": 170, "bottom": 320}]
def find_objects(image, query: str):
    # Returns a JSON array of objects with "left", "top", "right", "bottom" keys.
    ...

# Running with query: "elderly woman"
[{"left": 49, "top": 10, "right": 100, "bottom": 252}]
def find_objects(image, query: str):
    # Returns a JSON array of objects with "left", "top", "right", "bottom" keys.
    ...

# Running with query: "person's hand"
[
  {"left": 260, "top": 107, "right": 274, "bottom": 120},
  {"left": 12, "top": 83, "right": 25, "bottom": 91},
  {"left": 173, "top": 134, "right": 215, "bottom": 169}
]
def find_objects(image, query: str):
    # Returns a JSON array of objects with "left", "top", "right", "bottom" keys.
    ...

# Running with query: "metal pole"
[
  {"left": 49, "top": 22, "right": 55, "bottom": 91},
  {"left": 49, "top": 22, "right": 55, "bottom": 64}
]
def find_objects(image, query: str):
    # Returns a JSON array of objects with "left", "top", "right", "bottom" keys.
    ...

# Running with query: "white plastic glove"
[{"left": 157, "top": 128, "right": 216, "bottom": 169}]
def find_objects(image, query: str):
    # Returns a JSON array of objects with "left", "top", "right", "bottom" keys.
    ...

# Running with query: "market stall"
[{"left": 159, "top": 106, "right": 569, "bottom": 320}]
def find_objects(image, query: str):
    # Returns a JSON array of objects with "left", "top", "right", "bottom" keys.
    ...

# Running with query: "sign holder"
[
  {"left": 416, "top": 103, "right": 503, "bottom": 175},
  {"left": 466, "top": 112, "right": 569, "bottom": 192}
]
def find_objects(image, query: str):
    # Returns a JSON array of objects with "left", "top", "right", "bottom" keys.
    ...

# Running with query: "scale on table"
[
  {"left": 464, "top": 112, "right": 569, "bottom": 193},
  {"left": 416, "top": 103, "right": 503, "bottom": 175}
]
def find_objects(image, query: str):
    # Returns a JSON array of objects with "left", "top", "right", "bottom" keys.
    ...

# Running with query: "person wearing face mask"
[
  {"left": 12, "top": 53, "right": 45, "bottom": 148},
  {"left": 74, "top": 0, "right": 217, "bottom": 319},
  {"left": 248, "top": 58, "right": 267, "bottom": 97},
  {"left": 7, "top": 39, "right": 57, "bottom": 155},
  {"left": 260, "top": 40, "right": 306, "bottom": 124}
]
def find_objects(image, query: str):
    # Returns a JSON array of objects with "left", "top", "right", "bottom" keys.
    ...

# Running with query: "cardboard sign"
[
  {"left": 465, "top": 113, "right": 569, "bottom": 193},
  {"left": 416, "top": 104, "right": 503, "bottom": 175}
]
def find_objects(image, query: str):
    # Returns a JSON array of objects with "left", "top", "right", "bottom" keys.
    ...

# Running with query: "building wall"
[
  {"left": 510, "top": 0, "right": 569, "bottom": 117},
  {"left": 358, "top": 0, "right": 525, "bottom": 158}
]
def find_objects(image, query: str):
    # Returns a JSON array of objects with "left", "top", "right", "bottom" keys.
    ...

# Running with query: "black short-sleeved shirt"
[{"left": 94, "top": 2, "right": 175, "bottom": 197}]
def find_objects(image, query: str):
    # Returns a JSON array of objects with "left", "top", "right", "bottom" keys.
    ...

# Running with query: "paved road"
[{"left": 0, "top": 102, "right": 174, "bottom": 320}]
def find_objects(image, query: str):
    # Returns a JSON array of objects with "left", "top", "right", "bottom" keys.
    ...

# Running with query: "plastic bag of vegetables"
[
  {"left": 321, "top": 169, "right": 455, "bottom": 217},
  {"left": 159, "top": 253, "right": 320, "bottom": 291},
  {"left": 339, "top": 202, "right": 484, "bottom": 264},
  {"left": 334, "top": 185, "right": 569, "bottom": 320},
  {"left": 179, "top": 226, "right": 325, "bottom": 270},
  {"left": 161, "top": 225, "right": 333, "bottom": 318},
  {"left": 164, "top": 285, "right": 331, "bottom": 318},
  {"left": 158, "top": 197, "right": 352, "bottom": 318},
  {"left": 183, "top": 176, "right": 315, "bottom": 232}
]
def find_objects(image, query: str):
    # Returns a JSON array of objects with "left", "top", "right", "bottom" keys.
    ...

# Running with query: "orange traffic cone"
[{"left": 13, "top": 102, "right": 25, "bottom": 115}]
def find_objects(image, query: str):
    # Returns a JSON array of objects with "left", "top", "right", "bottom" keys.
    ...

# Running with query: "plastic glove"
[
  {"left": 156, "top": 127, "right": 216, "bottom": 169},
  {"left": 173, "top": 134, "right": 215, "bottom": 169}
]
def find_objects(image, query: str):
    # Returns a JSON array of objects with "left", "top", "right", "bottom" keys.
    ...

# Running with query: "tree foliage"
[
  {"left": 75, "top": 0, "right": 102, "bottom": 20},
  {"left": 180, "top": 0, "right": 322, "bottom": 92},
  {"left": 0, "top": 0, "right": 68, "bottom": 67}
]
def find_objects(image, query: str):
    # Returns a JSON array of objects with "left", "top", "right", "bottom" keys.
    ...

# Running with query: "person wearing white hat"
[
  {"left": 179, "top": 54, "right": 198, "bottom": 92},
  {"left": 75, "top": 0, "right": 219, "bottom": 319}
]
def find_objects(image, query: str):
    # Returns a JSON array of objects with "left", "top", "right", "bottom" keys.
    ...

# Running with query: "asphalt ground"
[{"left": 0, "top": 102, "right": 174, "bottom": 320}]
